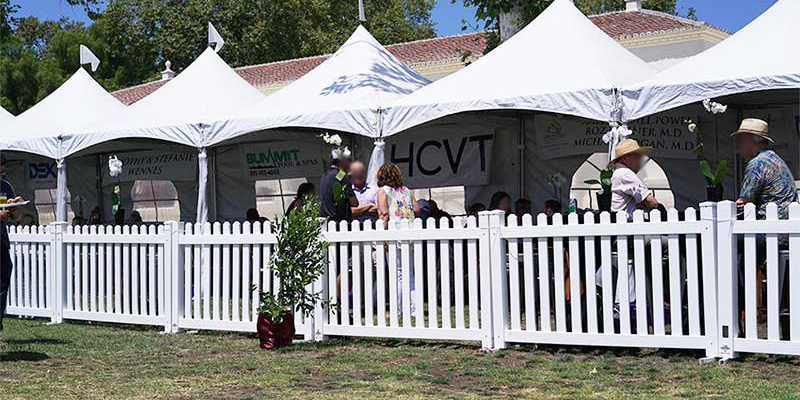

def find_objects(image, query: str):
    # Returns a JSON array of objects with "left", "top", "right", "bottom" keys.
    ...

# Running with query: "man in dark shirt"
[
  {"left": 0, "top": 170, "right": 18, "bottom": 345},
  {"left": 318, "top": 152, "right": 357, "bottom": 223}
]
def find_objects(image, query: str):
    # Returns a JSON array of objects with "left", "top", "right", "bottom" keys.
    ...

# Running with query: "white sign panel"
[
  {"left": 103, "top": 150, "right": 197, "bottom": 182},
  {"left": 387, "top": 129, "right": 494, "bottom": 188},
  {"left": 240, "top": 142, "right": 323, "bottom": 181},
  {"left": 536, "top": 112, "right": 698, "bottom": 160}
]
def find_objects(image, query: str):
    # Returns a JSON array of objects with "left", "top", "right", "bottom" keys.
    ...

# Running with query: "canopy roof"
[
  {"left": 207, "top": 25, "right": 430, "bottom": 144},
  {"left": 66, "top": 47, "right": 265, "bottom": 156},
  {"left": 0, "top": 68, "right": 125, "bottom": 159},
  {"left": 0, "top": 107, "right": 13, "bottom": 126},
  {"left": 381, "top": 0, "right": 656, "bottom": 136},
  {"left": 623, "top": 0, "right": 800, "bottom": 121}
]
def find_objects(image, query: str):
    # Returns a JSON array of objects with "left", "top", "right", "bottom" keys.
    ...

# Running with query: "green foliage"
[
  {"left": 0, "top": 0, "right": 436, "bottom": 113},
  {"left": 255, "top": 197, "right": 327, "bottom": 322},
  {"left": 699, "top": 160, "right": 727, "bottom": 187},
  {"left": 583, "top": 160, "right": 613, "bottom": 194},
  {"left": 458, "top": 0, "right": 693, "bottom": 53}
]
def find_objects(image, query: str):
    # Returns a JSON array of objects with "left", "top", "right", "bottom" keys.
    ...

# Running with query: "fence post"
[
  {"left": 314, "top": 220, "right": 329, "bottom": 342},
  {"left": 49, "top": 222, "right": 67, "bottom": 324},
  {"left": 716, "top": 201, "right": 738, "bottom": 360},
  {"left": 481, "top": 210, "right": 505, "bottom": 350},
  {"left": 699, "top": 202, "right": 720, "bottom": 360},
  {"left": 164, "top": 221, "right": 182, "bottom": 333}
]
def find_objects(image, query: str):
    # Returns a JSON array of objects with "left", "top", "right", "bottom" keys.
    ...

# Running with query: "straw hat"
[
  {"left": 610, "top": 139, "right": 652, "bottom": 165},
  {"left": 731, "top": 118, "right": 773, "bottom": 143}
]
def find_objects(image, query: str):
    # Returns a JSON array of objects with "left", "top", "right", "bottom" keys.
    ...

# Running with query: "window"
[
  {"left": 411, "top": 185, "right": 466, "bottom": 216},
  {"left": 33, "top": 188, "right": 75, "bottom": 226},
  {"left": 131, "top": 180, "right": 180, "bottom": 222},
  {"left": 255, "top": 178, "right": 309, "bottom": 219},
  {"left": 569, "top": 153, "right": 675, "bottom": 210}
]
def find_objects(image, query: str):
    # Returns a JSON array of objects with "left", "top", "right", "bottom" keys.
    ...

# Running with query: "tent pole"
[
  {"left": 208, "top": 147, "right": 218, "bottom": 222},
  {"left": 196, "top": 146, "right": 209, "bottom": 225},
  {"left": 56, "top": 138, "right": 68, "bottom": 223}
]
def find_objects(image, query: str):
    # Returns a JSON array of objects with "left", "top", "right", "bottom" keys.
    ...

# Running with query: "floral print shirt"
[
  {"left": 381, "top": 185, "right": 415, "bottom": 222},
  {"left": 740, "top": 149, "right": 798, "bottom": 219}
]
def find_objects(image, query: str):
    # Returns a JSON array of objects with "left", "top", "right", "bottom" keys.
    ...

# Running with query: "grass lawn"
[{"left": 1, "top": 318, "right": 800, "bottom": 399}]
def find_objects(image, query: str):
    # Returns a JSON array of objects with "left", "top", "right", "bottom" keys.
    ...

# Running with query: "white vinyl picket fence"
[{"left": 5, "top": 201, "right": 800, "bottom": 360}]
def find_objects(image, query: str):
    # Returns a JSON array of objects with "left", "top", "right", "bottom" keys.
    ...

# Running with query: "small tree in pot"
[{"left": 255, "top": 198, "right": 327, "bottom": 349}]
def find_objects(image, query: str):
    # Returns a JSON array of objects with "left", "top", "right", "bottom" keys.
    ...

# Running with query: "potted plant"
[
  {"left": 255, "top": 198, "right": 327, "bottom": 349},
  {"left": 700, "top": 160, "right": 727, "bottom": 202},
  {"left": 584, "top": 160, "right": 614, "bottom": 212}
]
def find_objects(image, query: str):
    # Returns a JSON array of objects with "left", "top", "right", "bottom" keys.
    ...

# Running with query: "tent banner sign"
[
  {"left": 102, "top": 150, "right": 197, "bottom": 182},
  {"left": 26, "top": 160, "right": 58, "bottom": 189},
  {"left": 387, "top": 129, "right": 495, "bottom": 188},
  {"left": 240, "top": 142, "right": 322, "bottom": 181},
  {"left": 535, "top": 112, "right": 698, "bottom": 160}
]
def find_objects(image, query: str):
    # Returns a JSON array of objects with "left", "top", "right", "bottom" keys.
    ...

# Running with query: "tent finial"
[
  {"left": 208, "top": 22, "right": 225, "bottom": 53},
  {"left": 79, "top": 44, "right": 100, "bottom": 72},
  {"left": 359, "top": 0, "right": 366, "bottom": 23}
]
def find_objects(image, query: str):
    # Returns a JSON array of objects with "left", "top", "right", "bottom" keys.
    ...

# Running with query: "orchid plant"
[{"left": 691, "top": 99, "right": 729, "bottom": 199}]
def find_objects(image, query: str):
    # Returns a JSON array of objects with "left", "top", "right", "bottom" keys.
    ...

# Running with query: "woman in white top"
[{"left": 376, "top": 163, "right": 420, "bottom": 318}]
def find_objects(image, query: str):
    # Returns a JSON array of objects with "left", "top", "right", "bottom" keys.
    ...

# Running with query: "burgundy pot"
[{"left": 257, "top": 311, "right": 295, "bottom": 349}]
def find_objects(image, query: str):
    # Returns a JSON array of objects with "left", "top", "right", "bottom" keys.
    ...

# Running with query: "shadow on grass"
[
  {"left": 11, "top": 338, "right": 69, "bottom": 345},
  {"left": 0, "top": 351, "right": 49, "bottom": 362}
]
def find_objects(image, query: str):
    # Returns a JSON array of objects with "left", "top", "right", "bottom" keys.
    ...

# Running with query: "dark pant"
[{"left": 0, "top": 225, "right": 12, "bottom": 334}]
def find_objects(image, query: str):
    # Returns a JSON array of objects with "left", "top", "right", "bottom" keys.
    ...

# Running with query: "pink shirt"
[{"left": 611, "top": 164, "right": 651, "bottom": 221}]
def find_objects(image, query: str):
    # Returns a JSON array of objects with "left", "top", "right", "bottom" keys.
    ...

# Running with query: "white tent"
[
  {"left": 0, "top": 67, "right": 125, "bottom": 160},
  {"left": 0, "top": 106, "right": 13, "bottom": 126},
  {"left": 623, "top": 0, "right": 800, "bottom": 121},
  {"left": 0, "top": 67, "right": 125, "bottom": 222},
  {"left": 207, "top": 25, "right": 431, "bottom": 145},
  {"left": 69, "top": 46, "right": 265, "bottom": 223},
  {"left": 68, "top": 47, "right": 265, "bottom": 156},
  {"left": 381, "top": 0, "right": 657, "bottom": 137}
]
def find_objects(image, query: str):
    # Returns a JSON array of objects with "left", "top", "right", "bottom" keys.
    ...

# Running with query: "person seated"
[
  {"left": 610, "top": 139, "right": 660, "bottom": 221},
  {"left": 286, "top": 182, "right": 316, "bottom": 215},
  {"left": 130, "top": 211, "right": 143, "bottom": 224},
  {"left": 489, "top": 191, "right": 512, "bottom": 216},
  {"left": 246, "top": 208, "right": 261, "bottom": 223},
  {"left": 89, "top": 207, "right": 103, "bottom": 225},
  {"left": 543, "top": 199, "right": 561, "bottom": 217},
  {"left": 514, "top": 198, "right": 532, "bottom": 224},
  {"left": 428, "top": 199, "right": 453, "bottom": 228},
  {"left": 466, "top": 203, "right": 486, "bottom": 218}
]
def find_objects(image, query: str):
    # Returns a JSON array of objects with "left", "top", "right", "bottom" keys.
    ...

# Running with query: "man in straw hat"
[
  {"left": 734, "top": 118, "right": 797, "bottom": 219},
  {"left": 610, "top": 139, "right": 661, "bottom": 221}
]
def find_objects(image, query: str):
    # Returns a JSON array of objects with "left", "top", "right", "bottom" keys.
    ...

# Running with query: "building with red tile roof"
[{"left": 112, "top": 5, "right": 727, "bottom": 105}]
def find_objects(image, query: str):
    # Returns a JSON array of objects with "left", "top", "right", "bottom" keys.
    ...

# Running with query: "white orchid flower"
[
  {"left": 108, "top": 155, "right": 123, "bottom": 178},
  {"left": 688, "top": 122, "right": 698, "bottom": 133},
  {"left": 703, "top": 99, "right": 728, "bottom": 115}
]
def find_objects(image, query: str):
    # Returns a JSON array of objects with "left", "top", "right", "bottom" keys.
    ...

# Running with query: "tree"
[
  {"left": 458, "top": 0, "right": 696, "bottom": 53},
  {"left": 0, "top": 0, "right": 436, "bottom": 112}
]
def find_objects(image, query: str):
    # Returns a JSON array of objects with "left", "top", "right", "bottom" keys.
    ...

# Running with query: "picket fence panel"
[
  {"left": 175, "top": 221, "right": 310, "bottom": 338},
  {"left": 6, "top": 225, "right": 53, "bottom": 318},
  {"left": 320, "top": 216, "right": 492, "bottom": 347},
  {"left": 717, "top": 202, "right": 800, "bottom": 357},
  {"left": 493, "top": 207, "right": 719, "bottom": 357},
  {"left": 5, "top": 201, "right": 800, "bottom": 359}
]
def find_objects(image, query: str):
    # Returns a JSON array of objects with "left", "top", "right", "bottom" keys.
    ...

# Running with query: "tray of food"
[{"left": 0, "top": 196, "right": 30, "bottom": 209}]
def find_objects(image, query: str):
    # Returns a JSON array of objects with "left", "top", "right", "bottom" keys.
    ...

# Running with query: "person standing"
[
  {"left": 735, "top": 118, "right": 798, "bottom": 219},
  {"left": 0, "top": 169, "right": 20, "bottom": 346},
  {"left": 286, "top": 182, "right": 316, "bottom": 216},
  {"left": 377, "top": 163, "right": 420, "bottom": 315},
  {"left": 349, "top": 161, "right": 378, "bottom": 223},
  {"left": 319, "top": 150, "right": 357, "bottom": 223}
]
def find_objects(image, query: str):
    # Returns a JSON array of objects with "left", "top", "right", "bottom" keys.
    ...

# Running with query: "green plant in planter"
[
  {"left": 583, "top": 160, "right": 614, "bottom": 195},
  {"left": 699, "top": 159, "right": 727, "bottom": 188},
  {"left": 255, "top": 197, "right": 327, "bottom": 323}
]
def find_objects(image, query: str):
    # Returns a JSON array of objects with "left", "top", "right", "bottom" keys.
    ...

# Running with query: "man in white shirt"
[{"left": 610, "top": 139, "right": 661, "bottom": 221}]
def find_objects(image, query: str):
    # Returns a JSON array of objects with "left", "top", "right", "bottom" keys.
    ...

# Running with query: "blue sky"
[{"left": 16, "top": 0, "right": 781, "bottom": 37}]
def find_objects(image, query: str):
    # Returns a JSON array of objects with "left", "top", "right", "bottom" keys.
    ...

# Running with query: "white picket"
[
  {"left": 352, "top": 220, "right": 363, "bottom": 327},
  {"left": 242, "top": 221, "right": 252, "bottom": 323},
  {"left": 466, "top": 216, "right": 479, "bottom": 329},
  {"left": 649, "top": 210, "right": 666, "bottom": 336},
  {"left": 552, "top": 214, "right": 567, "bottom": 332},
  {"left": 453, "top": 219, "right": 465, "bottom": 330},
  {"left": 339, "top": 220, "right": 351, "bottom": 326},
  {"left": 685, "top": 208, "right": 701, "bottom": 336},
  {"left": 507, "top": 215, "right": 521, "bottom": 331},
  {"left": 375, "top": 219, "right": 387, "bottom": 328},
  {"left": 765, "top": 204, "right": 779, "bottom": 340},
  {"left": 568, "top": 213, "right": 582, "bottom": 333},
  {"left": 216, "top": 222, "right": 225, "bottom": 321},
  {"left": 633, "top": 211, "right": 647, "bottom": 335},
  {"left": 616, "top": 211, "right": 631, "bottom": 335},
  {"left": 791, "top": 204, "right": 800, "bottom": 340},
  {"left": 537, "top": 213, "right": 552, "bottom": 332},
  {"left": 363, "top": 220, "right": 374, "bottom": 327},
  {"left": 744, "top": 203, "right": 757, "bottom": 339},
  {"left": 583, "top": 214, "right": 597, "bottom": 334},
  {"left": 425, "top": 219, "right": 438, "bottom": 329},
  {"left": 667, "top": 209, "right": 682, "bottom": 336},
  {"left": 441, "top": 217, "right": 453, "bottom": 330},
  {"left": 521, "top": 214, "right": 536, "bottom": 332}
]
